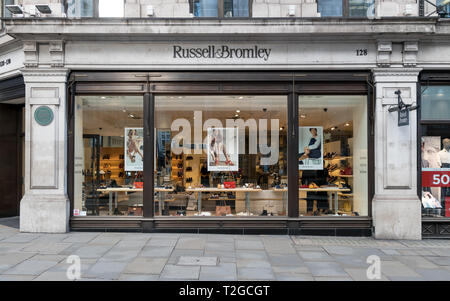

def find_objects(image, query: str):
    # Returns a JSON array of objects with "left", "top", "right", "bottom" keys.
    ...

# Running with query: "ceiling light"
[
  {"left": 128, "top": 113, "right": 135, "bottom": 118},
  {"left": 235, "top": 114, "right": 239, "bottom": 117},
  {"left": 331, "top": 127, "right": 335, "bottom": 131},
  {"left": 238, "top": 96, "right": 244, "bottom": 100},
  {"left": 5, "top": 5, "right": 23, "bottom": 14},
  {"left": 300, "top": 114, "right": 306, "bottom": 119},
  {"left": 236, "top": 110, "right": 240, "bottom": 113},
  {"left": 35, "top": 4, "right": 52, "bottom": 14},
  {"left": 345, "top": 123, "right": 350, "bottom": 127}
]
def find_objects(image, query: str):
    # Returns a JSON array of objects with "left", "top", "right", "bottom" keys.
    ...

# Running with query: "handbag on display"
[
  {"left": 215, "top": 200, "right": 231, "bottom": 216},
  {"left": 224, "top": 181, "right": 236, "bottom": 189}
]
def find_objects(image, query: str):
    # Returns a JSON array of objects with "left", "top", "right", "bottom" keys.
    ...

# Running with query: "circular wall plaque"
[{"left": 34, "top": 106, "right": 54, "bottom": 126}]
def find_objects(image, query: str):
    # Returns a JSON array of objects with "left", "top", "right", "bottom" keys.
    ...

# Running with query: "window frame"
[
  {"left": 189, "top": 0, "right": 253, "bottom": 18},
  {"left": 317, "top": 0, "right": 374, "bottom": 18}
]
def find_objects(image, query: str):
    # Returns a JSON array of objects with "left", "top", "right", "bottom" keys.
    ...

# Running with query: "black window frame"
[{"left": 189, "top": 0, "right": 252, "bottom": 18}]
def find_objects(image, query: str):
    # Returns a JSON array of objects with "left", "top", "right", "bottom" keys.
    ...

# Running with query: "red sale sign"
[{"left": 422, "top": 169, "right": 450, "bottom": 187}]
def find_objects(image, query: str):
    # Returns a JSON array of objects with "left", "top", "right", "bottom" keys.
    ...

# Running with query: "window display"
[
  {"left": 73, "top": 96, "right": 143, "bottom": 216},
  {"left": 154, "top": 95, "right": 287, "bottom": 217},
  {"left": 421, "top": 85, "right": 450, "bottom": 218},
  {"left": 298, "top": 95, "right": 368, "bottom": 217}
]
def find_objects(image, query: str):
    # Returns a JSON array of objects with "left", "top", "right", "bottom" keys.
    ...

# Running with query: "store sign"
[
  {"left": 398, "top": 108, "right": 409, "bottom": 126},
  {"left": 422, "top": 168, "right": 450, "bottom": 187},
  {"left": 173, "top": 45, "right": 272, "bottom": 61}
]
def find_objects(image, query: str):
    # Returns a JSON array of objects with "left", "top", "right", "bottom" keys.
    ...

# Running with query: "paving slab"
[
  {"left": 21, "top": 242, "right": 72, "bottom": 255},
  {"left": 168, "top": 249, "right": 204, "bottom": 264},
  {"left": 33, "top": 271, "right": 75, "bottom": 281},
  {"left": 178, "top": 256, "right": 218, "bottom": 266},
  {"left": 205, "top": 242, "right": 234, "bottom": 252},
  {"left": 275, "top": 273, "right": 314, "bottom": 281},
  {"left": 272, "top": 265, "right": 310, "bottom": 274},
  {"left": 235, "top": 240, "right": 265, "bottom": 250},
  {"left": 62, "top": 233, "right": 100, "bottom": 243},
  {"left": 88, "top": 235, "right": 122, "bottom": 246},
  {"left": 99, "top": 247, "right": 142, "bottom": 262},
  {"left": 344, "top": 268, "right": 389, "bottom": 281},
  {"left": 175, "top": 237, "right": 206, "bottom": 250},
  {"left": 199, "top": 263, "right": 237, "bottom": 281},
  {"left": 119, "top": 274, "right": 160, "bottom": 281},
  {"left": 3, "top": 259, "right": 59, "bottom": 276},
  {"left": 160, "top": 264, "right": 200, "bottom": 280},
  {"left": 237, "top": 258, "right": 271, "bottom": 269},
  {"left": 140, "top": 246, "right": 174, "bottom": 257},
  {"left": 0, "top": 275, "right": 36, "bottom": 281},
  {"left": 425, "top": 256, "right": 450, "bottom": 266},
  {"left": 314, "top": 276, "right": 353, "bottom": 281},
  {"left": 124, "top": 257, "right": 167, "bottom": 274},
  {"left": 268, "top": 253, "right": 304, "bottom": 266},
  {"left": 236, "top": 250, "right": 268, "bottom": 260},
  {"left": 83, "top": 261, "right": 128, "bottom": 280},
  {"left": 414, "top": 268, "right": 450, "bottom": 281},
  {"left": 0, "top": 242, "right": 28, "bottom": 253},
  {"left": 237, "top": 267, "right": 275, "bottom": 280},
  {"left": 2, "top": 233, "right": 40, "bottom": 243},
  {"left": 298, "top": 251, "right": 333, "bottom": 261},
  {"left": 71, "top": 244, "right": 114, "bottom": 259},
  {"left": 394, "top": 256, "right": 439, "bottom": 269},
  {"left": 304, "top": 262, "right": 349, "bottom": 277},
  {"left": 146, "top": 238, "right": 178, "bottom": 247},
  {"left": 379, "top": 261, "right": 422, "bottom": 278}
]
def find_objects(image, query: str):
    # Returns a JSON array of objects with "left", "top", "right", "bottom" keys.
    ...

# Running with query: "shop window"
[
  {"left": 298, "top": 95, "right": 368, "bottom": 217},
  {"left": 422, "top": 86, "right": 450, "bottom": 120},
  {"left": 190, "top": 0, "right": 250, "bottom": 17},
  {"left": 421, "top": 85, "right": 450, "bottom": 219},
  {"left": 2, "top": 0, "right": 14, "bottom": 18},
  {"left": 318, "top": 0, "right": 374, "bottom": 17},
  {"left": 74, "top": 96, "right": 144, "bottom": 217},
  {"left": 154, "top": 95, "right": 287, "bottom": 217},
  {"left": 66, "top": 0, "right": 95, "bottom": 17}
]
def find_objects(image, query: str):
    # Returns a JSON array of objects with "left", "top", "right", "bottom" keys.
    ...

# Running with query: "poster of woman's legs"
[
  {"left": 207, "top": 127, "right": 239, "bottom": 172},
  {"left": 125, "top": 128, "right": 144, "bottom": 171}
]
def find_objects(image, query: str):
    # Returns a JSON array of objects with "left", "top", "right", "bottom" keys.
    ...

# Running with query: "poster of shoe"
[
  {"left": 207, "top": 127, "right": 238, "bottom": 172},
  {"left": 125, "top": 127, "right": 144, "bottom": 171},
  {"left": 298, "top": 126, "right": 323, "bottom": 170}
]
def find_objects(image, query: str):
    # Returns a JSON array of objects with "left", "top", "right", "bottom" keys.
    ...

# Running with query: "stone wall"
[{"left": 11, "top": 0, "right": 430, "bottom": 18}]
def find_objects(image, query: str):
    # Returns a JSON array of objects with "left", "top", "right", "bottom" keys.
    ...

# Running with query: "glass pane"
[
  {"left": 155, "top": 95, "right": 287, "bottom": 217},
  {"left": 437, "top": 0, "right": 450, "bottom": 18},
  {"left": 317, "top": 0, "right": 343, "bottom": 17},
  {"left": 422, "top": 86, "right": 450, "bottom": 120},
  {"left": 193, "top": 0, "right": 218, "bottom": 17},
  {"left": 67, "top": 0, "right": 94, "bottom": 17},
  {"left": 3, "top": 0, "right": 14, "bottom": 18},
  {"left": 224, "top": 0, "right": 249, "bottom": 17},
  {"left": 298, "top": 95, "right": 368, "bottom": 217},
  {"left": 421, "top": 125, "right": 450, "bottom": 218},
  {"left": 74, "top": 96, "right": 144, "bottom": 217},
  {"left": 99, "top": 0, "right": 124, "bottom": 17},
  {"left": 349, "top": 0, "right": 375, "bottom": 17}
]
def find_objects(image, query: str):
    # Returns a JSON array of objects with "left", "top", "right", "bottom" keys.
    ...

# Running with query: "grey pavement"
[{"left": 0, "top": 217, "right": 450, "bottom": 281}]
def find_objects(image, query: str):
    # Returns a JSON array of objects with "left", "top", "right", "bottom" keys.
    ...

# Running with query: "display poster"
[
  {"left": 298, "top": 126, "right": 323, "bottom": 170},
  {"left": 421, "top": 136, "right": 450, "bottom": 209},
  {"left": 125, "top": 128, "right": 144, "bottom": 171},
  {"left": 207, "top": 127, "right": 239, "bottom": 172}
]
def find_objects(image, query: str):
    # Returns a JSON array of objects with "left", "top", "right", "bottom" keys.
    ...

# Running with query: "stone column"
[
  {"left": 20, "top": 68, "right": 70, "bottom": 233},
  {"left": 372, "top": 68, "right": 422, "bottom": 240}
]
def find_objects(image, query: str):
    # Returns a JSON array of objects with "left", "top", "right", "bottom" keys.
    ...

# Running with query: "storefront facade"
[{"left": 2, "top": 15, "right": 450, "bottom": 239}]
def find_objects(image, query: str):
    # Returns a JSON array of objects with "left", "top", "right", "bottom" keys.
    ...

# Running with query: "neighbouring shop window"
[
  {"left": 154, "top": 95, "right": 287, "bottom": 217},
  {"left": 318, "top": 0, "right": 374, "bottom": 17},
  {"left": 74, "top": 96, "right": 144, "bottom": 217},
  {"left": 421, "top": 85, "right": 450, "bottom": 218},
  {"left": 298, "top": 95, "right": 368, "bottom": 217},
  {"left": 437, "top": 0, "right": 450, "bottom": 18},
  {"left": 190, "top": 0, "right": 250, "bottom": 17}
]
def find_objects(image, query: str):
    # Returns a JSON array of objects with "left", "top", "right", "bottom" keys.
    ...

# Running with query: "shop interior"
[{"left": 73, "top": 94, "right": 368, "bottom": 217}]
